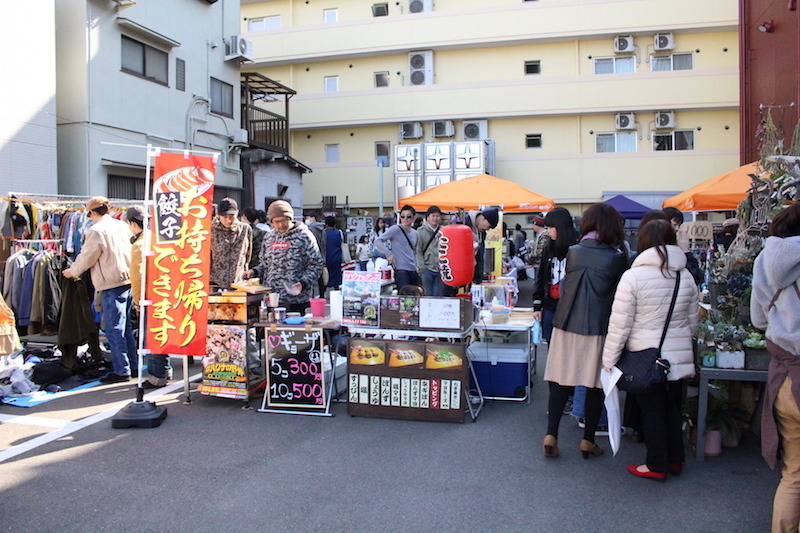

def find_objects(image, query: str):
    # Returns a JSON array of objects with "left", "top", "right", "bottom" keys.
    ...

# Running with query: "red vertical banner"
[{"left": 144, "top": 152, "right": 215, "bottom": 356}]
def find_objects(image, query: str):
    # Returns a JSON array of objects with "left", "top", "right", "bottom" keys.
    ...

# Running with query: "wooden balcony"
[{"left": 240, "top": 72, "right": 295, "bottom": 155}]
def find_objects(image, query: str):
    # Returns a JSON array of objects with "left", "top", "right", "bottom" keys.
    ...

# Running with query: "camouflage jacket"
[
  {"left": 210, "top": 218, "right": 252, "bottom": 289},
  {"left": 253, "top": 222, "right": 324, "bottom": 305}
]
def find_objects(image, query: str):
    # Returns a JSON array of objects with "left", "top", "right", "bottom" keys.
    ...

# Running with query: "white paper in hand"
[{"left": 601, "top": 367, "right": 623, "bottom": 456}]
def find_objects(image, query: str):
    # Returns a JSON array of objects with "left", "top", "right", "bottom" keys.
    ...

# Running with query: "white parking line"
[{"left": 0, "top": 373, "right": 202, "bottom": 464}]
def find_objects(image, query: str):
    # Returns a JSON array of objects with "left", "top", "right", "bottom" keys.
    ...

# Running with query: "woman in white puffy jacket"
[{"left": 603, "top": 219, "right": 699, "bottom": 481}]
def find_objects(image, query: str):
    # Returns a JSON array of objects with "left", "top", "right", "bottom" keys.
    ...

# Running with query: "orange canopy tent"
[
  {"left": 662, "top": 162, "right": 766, "bottom": 211},
  {"left": 399, "top": 174, "right": 555, "bottom": 213}
]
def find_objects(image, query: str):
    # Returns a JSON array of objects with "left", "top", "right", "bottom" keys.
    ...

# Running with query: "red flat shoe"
[
  {"left": 627, "top": 464, "right": 667, "bottom": 482},
  {"left": 668, "top": 463, "right": 683, "bottom": 476}
]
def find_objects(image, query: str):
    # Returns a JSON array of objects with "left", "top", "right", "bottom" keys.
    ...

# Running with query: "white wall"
[
  {"left": 56, "top": 0, "right": 244, "bottom": 197},
  {"left": 0, "top": 0, "right": 58, "bottom": 195}
]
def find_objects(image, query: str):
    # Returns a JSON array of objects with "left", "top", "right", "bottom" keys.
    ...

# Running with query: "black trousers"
[
  {"left": 547, "top": 382, "right": 604, "bottom": 443},
  {"left": 634, "top": 380, "right": 685, "bottom": 473}
]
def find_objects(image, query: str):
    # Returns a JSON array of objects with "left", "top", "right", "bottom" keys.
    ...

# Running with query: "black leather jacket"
[{"left": 552, "top": 239, "right": 627, "bottom": 336}]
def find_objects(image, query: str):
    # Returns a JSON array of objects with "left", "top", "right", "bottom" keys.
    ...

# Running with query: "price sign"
[
  {"left": 683, "top": 221, "right": 713, "bottom": 241},
  {"left": 262, "top": 327, "right": 327, "bottom": 410}
]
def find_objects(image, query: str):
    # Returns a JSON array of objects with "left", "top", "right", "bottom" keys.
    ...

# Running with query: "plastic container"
[{"left": 310, "top": 298, "right": 326, "bottom": 318}]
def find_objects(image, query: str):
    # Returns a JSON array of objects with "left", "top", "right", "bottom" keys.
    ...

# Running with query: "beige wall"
[{"left": 242, "top": 0, "right": 741, "bottom": 211}]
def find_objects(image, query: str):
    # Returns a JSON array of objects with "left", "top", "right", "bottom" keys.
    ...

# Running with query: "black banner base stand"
[{"left": 111, "top": 400, "right": 168, "bottom": 428}]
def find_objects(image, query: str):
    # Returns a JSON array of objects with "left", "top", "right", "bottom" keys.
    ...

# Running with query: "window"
[
  {"left": 372, "top": 3, "right": 389, "bottom": 16},
  {"left": 121, "top": 35, "right": 168, "bottom": 85},
  {"left": 375, "top": 141, "right": 390, "bottom": 158},
  {"left": 594, "top": 56, "right": 635, "bottom": 74},
  {"left": 108, "top": 174, "right": 145, "bottom": 200},
  {"left": 524, "top": 61, "right": 541, "bottom": 75},
  {"left": 324, "top": 76, "right": 339, "bottom": 93},
  {"left": 651, "top": 52, "right": 693, "bottom": 72},
  {"left": 248, "top": 15, "right": 280, "bottom": 31},
  {"left": 210, "top": 78, "right": 233, "bottom": 117},
  {"left": 653, "top": 130, "right": 694, "bottom": 151},
  {"left": 525, "top": 134, "right": 543, "bottom": 149},
  {"left": 325, "top": 144, "right": 340, "bottom": 163},
  {"left": 596, "top": 131, "right": 637, "bottom": 153},
  {"left": 323, "top": 8, "right": 338, "bottom": 22},
  {"left": 374, "top": 71, "right": 390, "bottom": 87},
  {"left": 175, "top": 58, "right": 185, "bottom": 91}
]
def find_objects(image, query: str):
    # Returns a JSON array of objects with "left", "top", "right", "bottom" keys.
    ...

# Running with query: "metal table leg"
[{"left": 696, "top": 373, "right": 710, "bottom": 462}]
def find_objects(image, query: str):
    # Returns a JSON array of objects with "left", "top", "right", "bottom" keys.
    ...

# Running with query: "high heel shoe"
[
  {"left": 579, "top": 439, "right": 604, "bottom": 459},
  {"left": 627, "top": 464, "right": 667, "bottom": 482},
  {"left": 542, "top": 435, "right": 559, "bottom": 458}
]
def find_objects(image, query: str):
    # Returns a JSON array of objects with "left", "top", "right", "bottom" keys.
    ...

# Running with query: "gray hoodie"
[{"left": 751, "top": 235, "right": 800, "bottom": 355}]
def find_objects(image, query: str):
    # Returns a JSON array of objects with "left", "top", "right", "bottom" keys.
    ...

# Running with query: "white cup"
[{"left": 268, "top": 292, "right": 280, "bottom": 307}]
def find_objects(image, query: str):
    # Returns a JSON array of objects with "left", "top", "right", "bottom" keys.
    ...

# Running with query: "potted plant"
[
  {"left": 744, "top": 330, "right": 770, "bottom": 370},
  {"left": 713, "top": 323, "right": 748, "bottom": 369},
  {"left": 705, "top": 396, "right": 751, "bottom": 449}
]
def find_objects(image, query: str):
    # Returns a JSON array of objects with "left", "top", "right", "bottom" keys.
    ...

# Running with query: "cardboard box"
[{"left": 468, "top": 342, "right": 529, "bottom": 398}]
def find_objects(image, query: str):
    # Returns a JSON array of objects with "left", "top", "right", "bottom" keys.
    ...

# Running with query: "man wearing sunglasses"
[{"left": 373, "top": 205, "right": 421, "bottom": 290}]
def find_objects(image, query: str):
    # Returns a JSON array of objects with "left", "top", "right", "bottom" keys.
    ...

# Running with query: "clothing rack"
[
  {"left": 11, "top": 238, "right": 63, "bottom": 252},
  {"left": 4, "top": 192, "right": 146, "bottom": 209}
]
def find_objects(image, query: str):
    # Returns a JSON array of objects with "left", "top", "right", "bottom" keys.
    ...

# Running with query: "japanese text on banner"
[{"left": 145, "top": 153, "right": 215, "bottom": 355}]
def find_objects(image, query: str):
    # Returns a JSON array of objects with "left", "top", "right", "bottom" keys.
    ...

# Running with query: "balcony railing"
[{"left": 242, "top": 104, "right": 289, "bottom": 154}]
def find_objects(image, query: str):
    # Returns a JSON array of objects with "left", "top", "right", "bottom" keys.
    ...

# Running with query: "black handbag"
[{"left": 616, "top": 271, "right": 681, "bottom": 394}]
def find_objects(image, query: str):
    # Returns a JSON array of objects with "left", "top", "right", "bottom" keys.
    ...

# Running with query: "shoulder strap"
[
  {"left": 400, "top": 226, "right": 415, "bottom": 252},
  {"left": 658, "top": 271, "right": 681, "bottom": 350},
  {"left": 769, "top": 281, "right": 800, "bottom": 311},
  {"left": 422, "top": 228, "right": 439, "bottom": 254}
]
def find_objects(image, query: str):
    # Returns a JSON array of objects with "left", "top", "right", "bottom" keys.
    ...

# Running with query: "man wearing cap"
[
  {"left": 245, "top": 200, "right": 323, "bottom": 314},
  {"left": 210, "top": 197, "right": 252, "bottom": 290},
  {"left": 465, "top": 207, "right": 500, "bottom": 284},
  {"left": 416, "top": 205, "right": 447, "bottom": 296},
  {"left": 714, "top": 217, "right": 740, "bottom": 253},
  {"left": 63, "top": 197, "right": 136, "bottom": 383},
  {"left": 373, "top": 205, "right": 421, "bottom": 289}
]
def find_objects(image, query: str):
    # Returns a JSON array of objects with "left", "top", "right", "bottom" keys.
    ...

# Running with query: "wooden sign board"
[
  {"left": 378, "top": 296, "right": 472, "bottom": 332},
  {"left": 347, "top": 338, "right": 467, "bottom": 423},
  {"left": 683, "top": 221, "right": 714, "bottom": 241},
  {"left": 261, "top": 326, "right": 328, "bottom": 412}
]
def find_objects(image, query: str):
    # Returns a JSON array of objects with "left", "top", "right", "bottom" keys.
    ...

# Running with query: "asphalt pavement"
[{"left": 0, "top": 279, "right": 779, "bottom": 532}]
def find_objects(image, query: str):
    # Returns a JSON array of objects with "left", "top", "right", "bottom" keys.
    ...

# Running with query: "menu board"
[
  {"left": 200, "top": 324, "right": 249, "bottom": 400},
  {"left": 347, "top": 338, "right": 468, "bottom": 423},
  {"left": 261, "top": 327, "right": 327, "bottom": 411},
  {"left": 341, "top": 271, "right": 381, "bottom": 326}
]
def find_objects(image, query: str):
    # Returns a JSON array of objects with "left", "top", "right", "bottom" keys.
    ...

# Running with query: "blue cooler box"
[{"left": 468, "top": 342, "right": 529, "bottom": 398}]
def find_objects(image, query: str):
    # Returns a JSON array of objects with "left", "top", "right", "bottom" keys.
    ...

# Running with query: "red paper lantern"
[{"left": 439, "top": 225, "right": 474, "bottom": 286}]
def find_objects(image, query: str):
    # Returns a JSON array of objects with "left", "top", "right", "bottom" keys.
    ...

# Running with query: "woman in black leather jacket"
[{"left": 541, "top": 203, "right": 628, "bottom": 460}]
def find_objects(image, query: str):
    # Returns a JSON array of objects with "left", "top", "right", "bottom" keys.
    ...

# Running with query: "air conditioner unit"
[
  {"left": 400, "top": 122, "right": 423, "bottom": 139},
  {"left": 615, "top": 113, "right": 636, "bottom": 130},
  {"left": 226, "top": 35, "right": 254, "bottom": 61},
  {"left": 462, "top": 120, "right": 488, "bottom": 140},
  {"left": 409, "top": 0, "right": 432, "bottom": 13},
  {"left": 654, "top": 32, "right": 675, "bottom": 51},
  {"left": 408, "top": 50, "right": 434, "bottom": 86},
  {"left": 232, "top": 128, "right": 248, "bottom": 145},
  {"left": 432, "top": 120, "right": 455, "bottom": 138},
  {"left": 613, "top": 35, "right": 635, "bottom": 54},
  {"left": 371, "top": 3, "right": 388, "bottom": 17},
  {"left": 655, "top": 111, "right": 676, "bottom": 129}
]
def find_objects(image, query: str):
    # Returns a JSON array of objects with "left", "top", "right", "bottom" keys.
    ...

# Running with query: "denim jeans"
[
  {"left": 395, "top": 269, "right": 420, "bottom": 290},
  {"left": 101, "top": 285, "right": 137, "bottom": 376},
  {"left": 147, "top": 354, "right": 171, "bottom": 381},
  {"left": 572, "top": 385, "right": 609, "bottom": 426},
  {"left": 421, "top": 268, "right": 447, "bottom": 297}
]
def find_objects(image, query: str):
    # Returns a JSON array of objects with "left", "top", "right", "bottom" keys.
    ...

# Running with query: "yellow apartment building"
[{"left": 240, "top": 0, "right": 740, "bottom": 219}]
